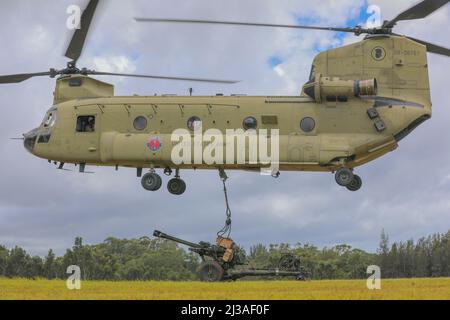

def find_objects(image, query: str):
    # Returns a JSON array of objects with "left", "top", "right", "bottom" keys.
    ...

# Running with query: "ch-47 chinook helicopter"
[{"left": 1, "top": 0, "right": 449, "bottom": 195}]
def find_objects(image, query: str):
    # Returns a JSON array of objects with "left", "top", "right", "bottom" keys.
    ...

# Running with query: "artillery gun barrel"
[
  {"left": 229, "top": 270, "right": 300, "bottom": 277},
  {"left": 153, "top": 230, "right": 201, "bottom": 248},
  {"left": 227, "top": 269, "right": 303, "bottom": 280}
]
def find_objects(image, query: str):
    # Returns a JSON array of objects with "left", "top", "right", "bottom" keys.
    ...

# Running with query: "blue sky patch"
[
  {"left": 268, "top": 56, "right": 283, "bottom": 67},
  {"left": 266, "top": 1, "right": 378, "bottom": 67}
]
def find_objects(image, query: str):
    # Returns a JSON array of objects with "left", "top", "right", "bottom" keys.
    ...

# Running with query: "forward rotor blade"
[
  {"left": 65, "top": 0, "right": 99, "bottom": 62},
  {"left": 89, "top": 71, "right": 239, "bottom": 84},
  {"left": 406, "top": 35, "right": 450, "bottom": 56},
  {"left": 135, "top": 18, "right": 358, "bottom": 34},
  {"left": 0, "top": 71, "right": 52, "bottom": 84},
  {"left": 384, "top": 0, "right": 449, "bottom": 28}
]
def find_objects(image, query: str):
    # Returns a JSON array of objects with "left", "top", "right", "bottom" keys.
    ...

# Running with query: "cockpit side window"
[{"left": 76, "top": 115, "right": 96, "bottom": 132}]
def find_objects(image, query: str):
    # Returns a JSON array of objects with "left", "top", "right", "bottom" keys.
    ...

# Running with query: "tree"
[
  {"left": 5, "top": 246, "right": 29, "bottom": 277},
  {"left": 0, "top": 245, "right": 9, "bottom": 276},
  {"left": 43, "top": 249, "right": 57, "bottom": 279},
  {"left": 0, "top": 229, "right": 448, "bottom": 281},
  {"left": 377, "top": 229, "right": 390, "bottom": 276}
]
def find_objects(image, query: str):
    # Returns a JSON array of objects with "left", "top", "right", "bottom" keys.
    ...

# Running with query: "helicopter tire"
[
  {"left": 141, "top": 172, "right": 162, "bottom": 191},
  {"left": 346, "top": 174, "right": 362, "bottom": 192},
  {"left": 167, "top": 178, "right": 186, "bottom": 195},
  {"left": 197, "top": 261, "right": 224, "bottom": 282},
  {"left": 335, "top": 167, "right": 354, "bottom": 187}
]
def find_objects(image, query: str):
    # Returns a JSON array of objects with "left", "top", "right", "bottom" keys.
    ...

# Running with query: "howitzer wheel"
[{"left": 197, "top": 261, "right": 224, "bottom": 282}]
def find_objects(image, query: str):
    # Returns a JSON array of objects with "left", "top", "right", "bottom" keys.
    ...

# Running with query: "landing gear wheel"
[
  {"left": 167, "top": 178, "right": 186, "bottom": 195},
  {"left": 197, "top": 261, "right": 224, "bottom": 282},
  {"left": 346, "top": 174, "right": 362, "bottom": 192},
  {"left": 141, "top": 172, "right": 162, "bottom": 191},
  {"left": 335, "top": 167, "right": 354, "bottom": 187}
]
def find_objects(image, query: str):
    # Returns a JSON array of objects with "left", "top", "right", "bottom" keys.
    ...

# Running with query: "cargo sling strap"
[{"left": 217, "top": 169, "right": 232, "bottom": 238}]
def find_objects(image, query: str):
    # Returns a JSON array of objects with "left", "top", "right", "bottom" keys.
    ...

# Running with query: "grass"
[{"left": 0, "top": 278, "right": 449, "bottom": 300}]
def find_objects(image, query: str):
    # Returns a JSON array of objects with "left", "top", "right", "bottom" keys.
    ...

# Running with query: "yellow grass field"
[{"left": 0, "top": 278, "right": 449, "bottom": 300}]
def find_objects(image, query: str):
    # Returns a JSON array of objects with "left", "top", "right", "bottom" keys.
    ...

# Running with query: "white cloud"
[
  {"left": 90, "top": 55, "right": 137, "bottom": 73},
  {"left": 273, "top": 65, "right": 286, "bottom": 78},
  {"left": 26, "top": 25, "right": 51, "bottom": 52}
]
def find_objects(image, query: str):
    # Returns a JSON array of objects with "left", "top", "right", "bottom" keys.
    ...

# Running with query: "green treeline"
[{"left": 0, "top": 229, "right": 448, "bottom": 280}]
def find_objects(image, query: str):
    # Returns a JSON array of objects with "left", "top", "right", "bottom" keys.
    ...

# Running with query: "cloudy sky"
[{"left": 0, "top": 0, "right": 449, "bottom": 256}]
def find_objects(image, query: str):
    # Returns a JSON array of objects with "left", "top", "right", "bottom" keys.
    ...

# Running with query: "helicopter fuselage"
[
  {"left": 25, "top": 92, "right": 430, "bottom": 171},
  {"left": 22, "top": 35, "right": 433, "bottom": 191}
]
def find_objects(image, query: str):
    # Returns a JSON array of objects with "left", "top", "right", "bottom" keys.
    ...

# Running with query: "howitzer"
[
  {"left": 153, "top": 230, "right": 307, "bottom": 282},
  {"left": 153, "top": 230, "right": 246, "bottom": 269}
]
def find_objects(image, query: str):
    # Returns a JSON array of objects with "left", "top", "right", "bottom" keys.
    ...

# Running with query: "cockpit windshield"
[
  {"left": 42, "top": 107, "right": 58, "bottom": 128},
  {"left": 308, "top": 64, "right": 316, "bottom": 81}
]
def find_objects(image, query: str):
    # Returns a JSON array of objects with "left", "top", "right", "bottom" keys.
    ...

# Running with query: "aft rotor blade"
[
  {"left": 406, "top": 36, "right": 450, "bottom": 56},
  {"left": 384, "top": 0, "right": 450, "bottom": 28},
  {"left": 135, "top": 18, "right": 358, "bottom": 34},
  {"left": 89, "top": 71, "right": 239, "bottom": 84},
  {"left": 65, "top": 0, "right": 99, "bottom": 62},
  {"left": 0, "top": 71, "right": 52, "bottom": 84}
]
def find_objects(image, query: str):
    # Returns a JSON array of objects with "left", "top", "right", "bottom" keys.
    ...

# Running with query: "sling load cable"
[{"left": 217, "top": 168, "right": 232, "bottom": 238}]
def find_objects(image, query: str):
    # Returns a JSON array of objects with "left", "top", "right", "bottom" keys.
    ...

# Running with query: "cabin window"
[
  {"left": 133, "top": 116, "right": 147, "bottom": 131},
  {"left": 300, "top": 117, "right": 315, "bottom": 132},
  {"left": 243, "top": 116, "right": 258, "bottom": 130},
  {"left": 76, "top": 115, "right": 96, "bottom": 132},
  {"left": 187, "top": 116, "right": 202, "bottom": 131}
]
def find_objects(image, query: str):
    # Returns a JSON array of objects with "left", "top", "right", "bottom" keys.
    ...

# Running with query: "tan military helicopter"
[{"left": 2, "top": 0, "right": 449, "bottom": 195}]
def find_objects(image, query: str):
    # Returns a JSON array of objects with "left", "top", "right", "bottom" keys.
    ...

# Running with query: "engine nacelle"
[
  {"left": 53, "top": 74, "right": 114, "bottom": 105},
  {"left": 302, "top": 74, "right": 377, "bottom": 103}
]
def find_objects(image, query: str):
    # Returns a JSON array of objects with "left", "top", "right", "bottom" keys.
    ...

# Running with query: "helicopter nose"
[{"left": 23, "top": 128, "right": 39, "bottom": 153}]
